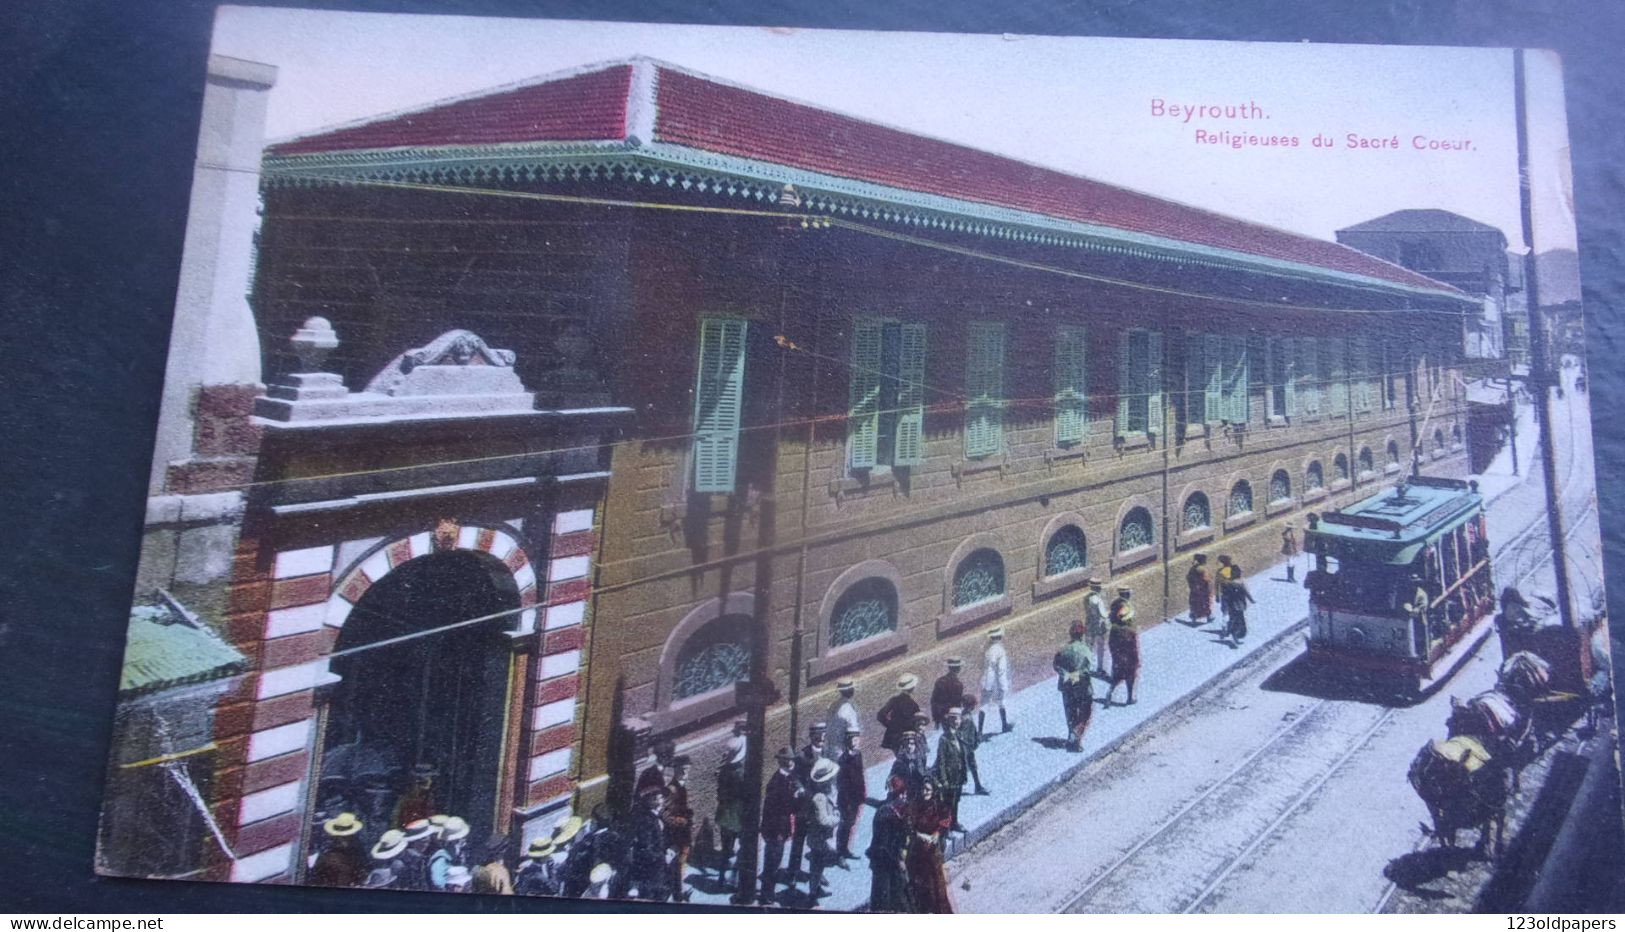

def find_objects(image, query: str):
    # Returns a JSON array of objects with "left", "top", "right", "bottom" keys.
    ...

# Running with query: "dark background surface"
[{"left": 2, "top": 0, "right": 1622, "bottom": 913}]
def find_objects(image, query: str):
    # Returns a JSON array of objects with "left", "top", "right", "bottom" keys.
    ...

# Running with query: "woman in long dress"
[
  {"left": 867, "top": 776, "right": 915, "bottom": 913},
  {"left": 1106, "top": 587, "right": 1141, "bottom": 706},
  {"left": 907, "top": 778, "right": 955, "bottom": 913}
]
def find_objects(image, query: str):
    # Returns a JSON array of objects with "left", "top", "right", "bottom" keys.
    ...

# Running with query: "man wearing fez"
[
  {"left": 835, "top": 725, "right": 867, "bottom": 864},
  {"left": 933, "top": 706, "right": 970, "bottom": 833},
  {"left": 662, "top": 755, "right": 695, "bottom": 902},
  {"left": 1053, "top": 621, "right": 1095, "bottom": 752},
  {"left": 759, "top": 746, "right": 800, "bottom": 905},
  {"left": 930, "top": 658, "right": 967, "bottom": 729},
  {"left": 310, "top": 812, "right": 368, "bottom": 888},
  {"left": 626, "top": 766, "right": 670, "bottom": 901},
  {"left": 876, "top": 673, "right": 921, "bottom": 754}
]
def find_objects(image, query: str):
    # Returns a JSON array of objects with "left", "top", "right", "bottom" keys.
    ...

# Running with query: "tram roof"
[{"left": 1306, "top": 476, "right": 1482, "bottom": 564}]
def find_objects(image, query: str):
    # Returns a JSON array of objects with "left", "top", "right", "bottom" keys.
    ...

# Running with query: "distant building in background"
[{"left": 1336, "top": 209, "right": 1521, "bottom": 364}]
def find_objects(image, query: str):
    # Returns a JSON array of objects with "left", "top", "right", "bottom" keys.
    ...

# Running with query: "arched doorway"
[{"left": 316, "top": 549, "right": 518, "bottom": 847}]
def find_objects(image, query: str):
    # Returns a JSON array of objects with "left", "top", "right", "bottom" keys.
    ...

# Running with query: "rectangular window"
[
  {"left": 1354, "top": 334, "right": 1376, "bottom": 412},
  {"left": 1325, "top": 336, "right": 1347, "bottom": 416},
  {"left": 1296, "top": 337, "right": 1321, "bottom": 417},
  {"left": 1054, "top": 326, "right": 1088, "bottom": 446},
  {"left": 1382, "top": 337, "right": 1399, "bottom": 409},
  {"left": 692, "top": 317, "right": 748, "bottom": 493},
  {"left": 1183, "top": 333, "right": 1221, "bottom": 428},
  {"left": 849, "top": 319, "right": 926, "bottom": 470},
  {"left": 1266, "top": 337, "right": 1293, "bottom": 419},
  {"left": 1117, "top": 329, "right": 1163, "bottom": 437},
  {"left": 965, "top": 322, "right": 1006, "bottom": 458},
  {"left": 1222, "top": 335, "right": 1250, "bottom": 424}
]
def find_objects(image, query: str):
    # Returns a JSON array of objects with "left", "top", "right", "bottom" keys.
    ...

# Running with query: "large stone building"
[{"left": 109, "top": 57, "right": 1477, "bottom": 883}]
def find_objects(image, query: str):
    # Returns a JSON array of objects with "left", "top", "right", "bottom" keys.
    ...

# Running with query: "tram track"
[{"left": 1053, "top": 387, "right": 1593, "bottom": 915}]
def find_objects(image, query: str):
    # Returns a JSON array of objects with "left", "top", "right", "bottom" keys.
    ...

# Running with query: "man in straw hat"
[
  {"left": 804, "top": 757, "right": 842, "bottom": 901},
  {"left": 714, "top": 724, "right": 748, "bottom": 885},
  {"left": 1053, "top": 620, "right": 1094, "bottom": 752},
  {"left": 1106, "top": 587, "right": 1142, "bottom": 706},
  {"left": 981, "top": 627, "right": 1013, "bottom": 735},
  {"left": 428, "top": 816, "right": 467, "bottom": 890},
  {"left": 835, "top": 724, "right": 867, "bottom": 863},
  {"left": 788, "top": 722, "right": 829, "bottom": 891},
  {"left": 472, "top": 833, "right": 515, "bottom": 895},
  {"left": 513, "top": 835, "right": 559, "bottom": 896},
  {"left": 310, "top": 812, "right": 368, "bottom": 887},
  {"left": 396, "top": 818, "right": 437, "bottom": 891},
  {"left": 366, "top": 828, "right": 408, "bottom": 890},
  {"left": 758, "top": 746, "right": 800, "bottom": 905},
  {"left": 1084, "top": 577, "right": 1110, "bottom": 678},
  {"left": 825, "top": 679, "right": 861, "bottom": 761},
  {"left": 626, "top": 765, "right": 670, "bottom": 901},
  {"left": 876, "top": 673, "right": 921, "bottom": 754},
  {"left": 930, "top": 658, "right": 967, "bottom": 729}
]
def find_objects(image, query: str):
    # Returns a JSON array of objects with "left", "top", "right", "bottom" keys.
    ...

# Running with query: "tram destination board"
[{"left": 93, "top": 7, "right": 1619, "bottom": 914}]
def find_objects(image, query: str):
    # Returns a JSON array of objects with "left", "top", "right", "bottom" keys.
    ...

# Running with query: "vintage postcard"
[{"left": 98, "top": 8, "right": 1614, "bottom": 912}]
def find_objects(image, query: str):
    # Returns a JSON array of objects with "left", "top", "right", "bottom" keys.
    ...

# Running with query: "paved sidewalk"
[{"left": 682, "top": 558, "right": 1316, "bottom": 911}]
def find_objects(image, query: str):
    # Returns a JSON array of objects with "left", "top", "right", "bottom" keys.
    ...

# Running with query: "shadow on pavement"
[{"left": 1258, "top": 653, "right": 1425, "bottom": 707}]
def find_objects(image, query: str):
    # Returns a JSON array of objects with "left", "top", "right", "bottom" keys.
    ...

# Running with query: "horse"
[
  {"left": 1407, "top": 735, "right": 1510, "bottom": 858},
  {"left": 1446, "top": 689, "right": 1531, "bottom": 790}
]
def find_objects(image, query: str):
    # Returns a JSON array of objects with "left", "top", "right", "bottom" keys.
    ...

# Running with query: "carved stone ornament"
[
  {"left": 290, "top": 316, "right": 339, "bottom": 373},
  {"left": 363, "top": 329, "right": 525, "bottom": 397}
]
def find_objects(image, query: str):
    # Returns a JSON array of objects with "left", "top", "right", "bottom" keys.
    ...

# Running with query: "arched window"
[
  {"left": 1230, "top": 480, "right": 1254, "bottom": 517},
  {"left": 829, "top": 577, "right": 899, "bottom": 649},
  {"left": 1359, "top": 447, "right": 1374, "bottom": 475},
  {"left": 1182, "top": 492, "right": 1212, "bottom": 531},
  {"left": 953, "top": 548, "right": 1006, "bottom": 608},
  {"left": 1270, "top": 469, "right": 1292, "bottom": 503},
  {"left": 1044, "top": 526, "right": 1088, "bottom": 578},
  {"left": 673, "top": 614, "right": 754, "bottom": 701},
  {"left": 1433, "top": 428, "right": 1445, "bottom": 450},
  {"left": 1334, "top": 453, "right": 1350, "bottom": 482},
  {"left": 1451, "top": 424, "right": 1462, "bottom": 447},
  {"left": 1118, "top": 507, "right": 1155, "bottom": 554},
  {"left": 1306, "top": 461, "right": 1325, "bottom": 491},
  {"left": 1387, "top": 440, "right": 1400, "bottom": 466}
]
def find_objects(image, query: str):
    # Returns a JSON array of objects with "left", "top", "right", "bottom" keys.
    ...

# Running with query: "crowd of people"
[{"left": 307, "top": 560, "right": 1267, "bottom": 911}]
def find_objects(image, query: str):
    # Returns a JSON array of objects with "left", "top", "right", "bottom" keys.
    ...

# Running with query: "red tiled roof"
[
  {"left": 267, "top": 66, "right": 634, "bottom": 157},
  {"left": 267, "top": 61, "right": 1455, "bottom": 295}
]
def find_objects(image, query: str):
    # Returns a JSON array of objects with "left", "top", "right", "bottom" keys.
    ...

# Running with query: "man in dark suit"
[
  {"left": 625, "top": 766, "right": 669, "bottom": 902},
  {"left": 759, "top": 747, "right": 799, "bottom": 905},
  {"left": 876, "top": 673, "right": 921, "bottom": 754},
  {"left": 929, "top": 658, "right": 966, "bottom": 728},
  {"left": 836, "top": 725, "right": 867, "bottom": 863}
]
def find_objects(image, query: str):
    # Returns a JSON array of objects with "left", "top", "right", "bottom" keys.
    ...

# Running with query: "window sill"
[
  {"left": 1045, "top": 445, "right": 1087, "bottom": 465},
  {"left": 1114, "top": 431, "right": 1154, "bottom": 451},
  {"left": 1302, "top": 488, "right": 1328, "bottom": 504},
  {"left": 1111, "top": 545, "right": 1158, "bottom": 574},
  {"left": 935, "top": 594, "right": 1013, "bottom": 638},
  {"left": 1356, "top": 469, "right": 1377, "bottom": 484},
  {"left": 1223, "top": 512, "right": 1257, "bottom": 532},
  {"left": 1266, "top": 415, "right": 1289, "bottom": 429},
  {"left": 952, "top": 456, "right": 1006, "bottom": 479},
  {"left": 1266, "top": 496, "right": 1297, "bottom": 517},
  {"left": 647, "top": 686, "right": 740, "bottom": 736},
  {"left": 807, "top": 630, "right": 909, "bottom": 683},
  {"left": 1328, "top": 479, "right": 1352, "bottom": 493},
  {"left": 829, "top": 468, "right": 901, "bottom": 498},
  {"left": 1429, "top": 450, "right": 1447, "bottom": 461},
  {"left": 1033, "top": 567, "right": 1093, "bottom": 602},
  {"left": 1384, "top": 463, "right": 1403, "bottom": 476},
  {"left": 1175, "top": 526, "right": 1215, "bottom": 551}
]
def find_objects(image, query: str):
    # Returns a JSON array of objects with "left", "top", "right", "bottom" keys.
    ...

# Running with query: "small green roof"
[
  {"left": 119, "top": 604, "right": 247, "bottom": 698},
  {"left": 1307, "top": 477, "right": 1482, "bottom": 565}
]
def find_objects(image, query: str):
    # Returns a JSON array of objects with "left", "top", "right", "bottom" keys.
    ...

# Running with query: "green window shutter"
[
  {"left": 1054, "top": 326, "right": 1087, "bottom": 445},
  {"left": 965, "top": 322, "right": 1006, "bottom": 458},
  {"left": 848, "top": 319, "right": 882, "bottom": 470},
  {"left": 1282, "top": 338, "right": 1298, "bottom": 418},
  {"left": 1203, "top": 332, "right": 1222, "bottom": 424},
  {"left": 1225, "top": 335, "right": 1249, "bottom": 424},
  {"left": 692, "top": 317, "right": 748, "bottom": 493},
  {"left": 1327, "top": 337, "right": 1348, "bottom": 415},
  {"left": 1356, "top": 335, "right": 1375, "bottom": 412},
  {"left": 1116, "top": 331, "right": 1133, "bottom": 434},
  {"left": 1296, "top": 337, "right": 1319, "bottom": 416},
  {"left": 893, "top": 323, "right": 927, "bottom": 466},
  {"left": 1147, "top": 330, "right": 1165, "bottom": 438}
]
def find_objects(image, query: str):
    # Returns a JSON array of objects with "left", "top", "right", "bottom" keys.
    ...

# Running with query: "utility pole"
[{"left": 1514, "top": 48, "right": 1575, "bottom": 631}]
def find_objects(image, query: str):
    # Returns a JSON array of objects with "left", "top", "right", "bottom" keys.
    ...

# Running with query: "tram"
[{"left": 1303, "top": 476, "right": 1495, "bottom": 692}]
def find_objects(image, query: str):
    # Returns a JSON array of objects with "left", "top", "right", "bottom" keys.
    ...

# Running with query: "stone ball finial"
[{"left": 290, "top": 316, "right": 339, "bottom": 373}]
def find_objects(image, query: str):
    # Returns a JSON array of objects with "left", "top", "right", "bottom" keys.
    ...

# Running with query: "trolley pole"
[{"left": 1514, "top": 48, "right": 1576, "bottom": 631}]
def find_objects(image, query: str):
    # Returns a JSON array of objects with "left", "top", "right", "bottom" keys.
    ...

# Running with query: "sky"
[{"left": 211, "top": 7, "right": 1578, "bottom": 253}]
